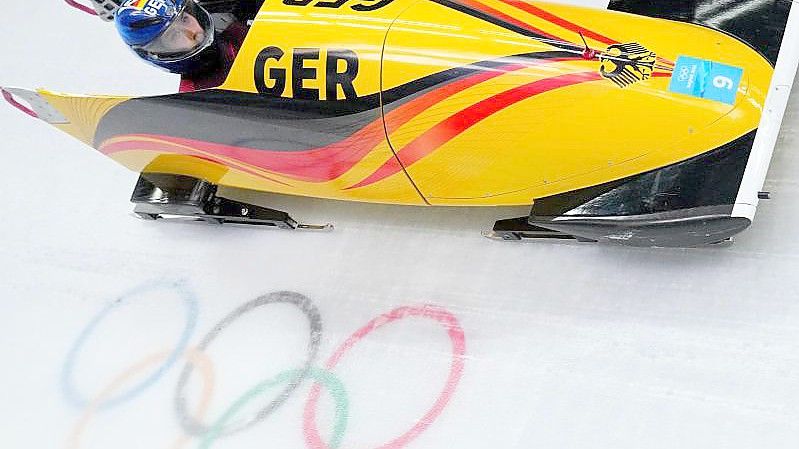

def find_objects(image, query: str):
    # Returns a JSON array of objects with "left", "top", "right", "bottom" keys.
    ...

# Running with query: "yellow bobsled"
[{"left": 2, "top": 0, "right": 784, "bottom": 246}]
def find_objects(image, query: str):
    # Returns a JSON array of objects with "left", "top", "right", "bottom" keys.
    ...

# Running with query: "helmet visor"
[{"left": 140, "top": 1, "right": 213, "bottom": 61}]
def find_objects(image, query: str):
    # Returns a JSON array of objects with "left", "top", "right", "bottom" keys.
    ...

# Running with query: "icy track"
[{"left": 1, "top": 2, "right": 798, "bottom": 449}]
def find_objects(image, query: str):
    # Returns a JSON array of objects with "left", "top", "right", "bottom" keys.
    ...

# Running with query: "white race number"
[{"left": 713, "top": 75, "right": 735, "bottom": 90}]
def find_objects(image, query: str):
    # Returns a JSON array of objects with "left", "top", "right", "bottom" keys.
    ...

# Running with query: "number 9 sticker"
[
  {"left": 669, "top": 56, "right": 743, "bottom": 105},
  {"left": 713, "top": 75, "right": 735, "bottom": 90}
]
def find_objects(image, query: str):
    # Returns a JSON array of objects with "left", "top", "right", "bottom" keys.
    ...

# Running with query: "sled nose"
[
  {"left": 1, "top": 87, "right": 131, "bottom": 146},
  {"left": 1, "top": 87, "right": 69, "bottom": 124}
]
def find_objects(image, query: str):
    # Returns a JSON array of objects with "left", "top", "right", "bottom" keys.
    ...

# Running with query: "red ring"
[{"left": 303, "top": 305, "right": 466, "bottom": 449}]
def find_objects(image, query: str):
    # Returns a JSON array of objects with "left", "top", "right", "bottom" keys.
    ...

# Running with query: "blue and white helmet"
[{"left": 115, "top": 0, "right": 215, "bottom": 74}]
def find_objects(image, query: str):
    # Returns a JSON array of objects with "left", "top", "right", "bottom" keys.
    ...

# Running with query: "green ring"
[{"left": 198, "top": 367, "right": 348, "bottom": 449}]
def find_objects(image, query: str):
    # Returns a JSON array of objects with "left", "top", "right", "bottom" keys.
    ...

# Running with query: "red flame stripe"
[
  {"left": 348, "top": 71, "right": 604, "bottom": 190},
  {"left": 384, "top": 62, "right": 529, "bottom": 133},
  {"left": 493, "top": 0, "right": 674, "bottom": 68},
  {"left": 102, "top": 138, "right": 293, "bottom": 186},
  {"left": 102, "top": 60, "right": 562, "bottom": 184},
  {"left": 497, "top": 0, "right": 618, "bottom": 45},
  {"left": 456, "top": 0, "right": 562, "bottom": 41}
]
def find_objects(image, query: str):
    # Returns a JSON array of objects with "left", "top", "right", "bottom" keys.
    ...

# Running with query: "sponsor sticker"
[
  {"left": 669, "top": 56, "right": 743, "bottom": 105},
  {"left": 125, "top": 0, "right": 173, "bottom": 15}
]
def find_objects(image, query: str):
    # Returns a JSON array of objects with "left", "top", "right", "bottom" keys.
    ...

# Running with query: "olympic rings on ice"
[
  {"left": 67, "top": 348, "right": 215, "bottom": 449},
  {"left": 174, "top": 291, "right": 323, "bottom": 437},
  {"left": 63, "top": 283, "right": 466, "bottom": 449},
  {"left": 61, "top": 280, "right": 199, "bottom": 410},
  {"left": 303, "top": 304, "right": 466, "bottom": 449},
  {"left": 199, "top": 367, "right": 348, "bottom": 449}
]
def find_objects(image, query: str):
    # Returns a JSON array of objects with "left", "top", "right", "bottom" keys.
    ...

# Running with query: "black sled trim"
[
  {"left": 531, "top": 131, "right": 756, "bottom": 219},
  {"left": 492, "top": 131, "right": 757, "bottom": 247},
  {"left": 529, "top": 206, "right": 751, "bottom": 248},
  {"left": 609, "top": 0, "right": 792, "bottom": 66}
]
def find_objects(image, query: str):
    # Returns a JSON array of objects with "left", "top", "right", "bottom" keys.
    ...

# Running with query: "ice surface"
[{"left": 1, "top": 2, "right": 798, "bottom": 449}]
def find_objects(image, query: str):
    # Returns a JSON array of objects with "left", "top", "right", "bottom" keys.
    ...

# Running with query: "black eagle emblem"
[{"left": 599, "top": 43, "right": 657, "bottom": 88}]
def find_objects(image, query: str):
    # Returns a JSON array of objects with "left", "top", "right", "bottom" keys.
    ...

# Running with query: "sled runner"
[{"left": 4, "top": 0, "right": 799, "bottom": 247}]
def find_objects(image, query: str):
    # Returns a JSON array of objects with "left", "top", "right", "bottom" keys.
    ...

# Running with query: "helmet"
[{"left": 115, "top": 0, "right": 215, "bottom": 74}]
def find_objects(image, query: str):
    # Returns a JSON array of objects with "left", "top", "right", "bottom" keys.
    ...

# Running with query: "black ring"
[{"left": 173, "top": 291, "right": 322, "bottom": 437}]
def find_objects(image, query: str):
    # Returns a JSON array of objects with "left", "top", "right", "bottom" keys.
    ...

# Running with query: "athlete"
[{"left": 114, "top": 0, "right": 263, "bottom": 90}]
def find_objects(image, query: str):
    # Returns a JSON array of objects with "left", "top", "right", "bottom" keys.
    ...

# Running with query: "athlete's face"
[{"left": 159, "top": 11, "right": 205, "bottom": 53}]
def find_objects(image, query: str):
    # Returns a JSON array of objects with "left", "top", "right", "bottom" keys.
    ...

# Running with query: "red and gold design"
[{"left": 34, "top": 0, "right": 773, "bottom": 206}]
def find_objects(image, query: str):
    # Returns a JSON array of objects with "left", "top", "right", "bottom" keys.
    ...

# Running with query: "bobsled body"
[
  {"left": 34, "top": 0, "right": 773, "bottom": 206},
  {"left": 7, "top": 0, "right": 793, "bottom": 246}
]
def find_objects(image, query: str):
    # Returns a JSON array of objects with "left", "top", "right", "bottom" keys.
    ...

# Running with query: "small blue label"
[{"left": 668, "top": 56, "right": 743, "bottom": 105}]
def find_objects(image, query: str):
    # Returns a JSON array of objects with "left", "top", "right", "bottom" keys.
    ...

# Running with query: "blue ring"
[{"left": 61, "top": 279, "right": 199, "bottom": 410}]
